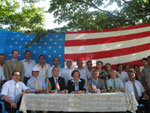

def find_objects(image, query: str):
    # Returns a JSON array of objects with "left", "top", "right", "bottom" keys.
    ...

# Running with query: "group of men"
[{"left": 0, "top": 49, "right": 150, "bottom": 113}]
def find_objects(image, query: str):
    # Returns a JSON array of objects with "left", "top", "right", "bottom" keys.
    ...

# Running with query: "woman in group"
[
  {"left": 105, "top": 63, "right": 112, "bottom": 80},
  {"left": 67, "top": 70, "right": 85, "bottom": 93},
  {"left": 96, "top": 61, "right": 107, "bottom": 80}
]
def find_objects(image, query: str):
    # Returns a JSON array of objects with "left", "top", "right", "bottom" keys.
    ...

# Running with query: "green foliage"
[
  {"left": 48, "top": 0, "right": 150, "bottom": 32},
  {"left": 0, "top": 0, "right": 45, "bottom": 33}
]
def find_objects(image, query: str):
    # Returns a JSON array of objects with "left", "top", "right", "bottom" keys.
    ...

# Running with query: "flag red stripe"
[
  {"left": 65, "top": 43, "right": 150, "bottom": 61},
  {"left": 65, "top": 31, "right": 150, "bottom": 47},
  {"left": 66, "top": 24, "right": 150, "bottom": 34}
]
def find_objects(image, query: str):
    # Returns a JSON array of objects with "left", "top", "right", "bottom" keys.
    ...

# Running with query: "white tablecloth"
[{"left": 20, "top": 93, "right": 138, "bottom": 113}]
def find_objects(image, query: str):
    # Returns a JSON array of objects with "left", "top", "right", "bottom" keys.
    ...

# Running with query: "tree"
[
  {"left": 47, "top": 0, "right": 150, "bottom": 32},
  {"left": 0, "top": 0, "right": 45, "bottom": 33}
]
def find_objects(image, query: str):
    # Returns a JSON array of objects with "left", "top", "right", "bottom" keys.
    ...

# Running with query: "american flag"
[{"left": 0, "top": 24, "right": 150, "bottom": 68}]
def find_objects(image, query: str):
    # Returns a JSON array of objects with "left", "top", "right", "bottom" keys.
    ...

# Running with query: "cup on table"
[{"left": 97, "top": 89, "right": 101, "bottom": 94}]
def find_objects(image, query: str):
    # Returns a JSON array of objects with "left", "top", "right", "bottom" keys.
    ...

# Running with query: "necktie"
[
  {"left": 133, "top": 82, "right": 139, "bottom": 100},
  {"left": 114, "top": 80, "right": 116, "bottom": 89},
  {"left": 55, "top": 79, "right": 60, "bottom": 90},
  {"left": 35, "top": 78, "right": 38, "bottom": 90},
  {"left": 14, "top": 83, "right": 20, "bottom": 103},
  {"left": 13, "top": 60, "right": 16, "bottom": 69}
]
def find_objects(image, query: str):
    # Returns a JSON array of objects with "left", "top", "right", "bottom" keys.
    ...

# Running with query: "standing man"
[
  {"left": 21, "top": 50, "right": 36, "bottom": 85},
  {"left": 85, "top": 60, "right": 94, "bottom": 80},
  {"left": 76, "top": 59, "right": 87, "bottom": 81},
  {"left": 106, "top": 69, "right": 125, "bottom": 92},
  {"left": 27, "top": 67, "right": 45, "bottom": 93},
  {"left": 35, "top": 55, "right": 50, "bottom": 81},
  {"left": 4, "top": 50, "right": 24, "bottom": 81},
  {"left": 0, "top": 54, "right": 5, "bottom": 70},
  {"left": 1, "top": 70, "right": 29, "bottom": 113},
  {"left": 48, "top": 57, "right": 62, "bottom": 78},
  {"left": 0, "top": 68, "right": 5, "bottom": 91},
  {"left": 61, "top": 59, "right": 74, "bottom": 86},
  {"left": 142, "top": 55, "right": 150, "bottom": 95}
]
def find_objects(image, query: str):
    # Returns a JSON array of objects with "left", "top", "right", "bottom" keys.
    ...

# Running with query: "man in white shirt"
[
  {"left": 1, "top": 70, "right": 29, "bottom": 113},
  {"left": 21, "top": 50, "right": 36, "bottom": 85},
  {"left": 0, "top": 68, "right": 5, "bottom": 91},
  {"left": 85, "top": 60, "right": 94, "bottom": 80},
  {"left": 61, "top": 59, "right": 74, "bottom": 86},
  {"left": 0, "top": 54, "right": 5, "bottom": 70},
  {"left": 76, "top": 59, "right": 87, "bottom": 81},
  {"left": 35, "top": 55, "right": 50, "bottom": 81},
  {"left": 125, "top": 70, "right": 150, "bottom": 113}
]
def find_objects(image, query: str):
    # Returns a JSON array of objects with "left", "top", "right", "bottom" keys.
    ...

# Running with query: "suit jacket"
[
  {"left": 67, "top": 78, "right": 85, "bottom": 93},
  {"left": 48, "top": 77, "right": 66, "bottom": 91},
  {"left": 4, "top": 60, "right": 24, "bottom": 81},
  {"left": 89, "top": 78, "right": 106, "bottom": 92}
]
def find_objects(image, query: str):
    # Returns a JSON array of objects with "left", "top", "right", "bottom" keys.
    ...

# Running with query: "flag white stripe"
[
  {"left": 66, "top": 26, "right": 150, "bottom": 40},
  {"left": 69, "top": 50, "right": 150, "bottom": 67},
  {"left": 65, "top": 36, "right": 150, "bottom": 54}
]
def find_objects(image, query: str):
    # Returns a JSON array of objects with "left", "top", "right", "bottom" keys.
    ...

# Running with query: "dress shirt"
[
  {"left": 106, "top": 78, "right": 124, "bottom": 89},
  {"left": 35, "top": 64, "right": 50, "bottom": 79},
  {"left": 77, "top": 67, "right": 87, "bottom": 81},
  {"left": 61, "top": 67, "right": 74, "bottom": 86},
  {"left": 84, "top": 66, "right": 94, "bottom": 80},
  {"left": 48, "top": 65, "right": 62, "bottom": 78},
  {"left": 21, "top": 59, "right": 36, "bottom": 78},
  {"left": 27, "top": 76, "right": 45, "bottom": 92},
  {"left": 125, "top": 80, "right": 145, "bottom": 97},
  {"left": 0, "top": 65, "right": 4, "bottom": 71},
  {"left": 1, "top": 80, "right": 28, "bottom": 102},
  {"left": 117, "top": 71, "right": 129, "bottom": 84},
  {"left": 71, "top": 79, "right": 81, "bottom": 91},
  {"left": 0, "top": 68, "right": 5, "bottom": 81},
  {"left": 54, "top": 77, "right": 59, "bottom": 83}
]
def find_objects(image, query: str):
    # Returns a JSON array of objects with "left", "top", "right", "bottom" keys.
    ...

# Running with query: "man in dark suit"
[
  {"left": 67, "top": 70, "right": 85, "bottom": 94},
  {"left": 89, "top": 69, "right": 106, "bottom": 93},
  {"left": 48, "top": 67, "right": 66, "bottom": 93}
]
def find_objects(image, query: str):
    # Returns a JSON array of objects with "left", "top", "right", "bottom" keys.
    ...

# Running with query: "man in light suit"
[
  {"left": 89, "top": 69, "right": 106, "bottom": 93},
  {"left": 4, "top": 50, "right": 24, "bottom": 81}
]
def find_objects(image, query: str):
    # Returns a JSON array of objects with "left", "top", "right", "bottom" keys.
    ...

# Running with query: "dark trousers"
[
  {"left": 24, "top": 77, "right": 30, "bottom": 85},
  {"left": 4, "top": 99, "right": 21, "bottom": 113},
  {"left": 137, "top": 98, "right": 150, "bottom": 113}
]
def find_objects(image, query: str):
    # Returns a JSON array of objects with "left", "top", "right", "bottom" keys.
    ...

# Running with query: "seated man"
[
  {"left": 27, "top": 67, "right": 45, "bottom": 93},
  {"left": 1, "top": 70, "right": 29, "bottom": 113},
  {"left": 125, "top": 70, "right": 150, "bottom": 113},
  {"left": 106, "top": 69, "right": 125, "bottom": 92},
  {"left": 48, "top": 67, "right": 66, "bottom": 93},
  {"left": 67, "top": 70, "right": 85, "bottom": 94},
  {"left": 89, "top": 69, "right": 106, "bottom": 93}
]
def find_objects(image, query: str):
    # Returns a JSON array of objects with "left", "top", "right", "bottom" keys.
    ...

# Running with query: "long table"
[{"left": 20, "top": 92, "right": 138, "bottom": 113}]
